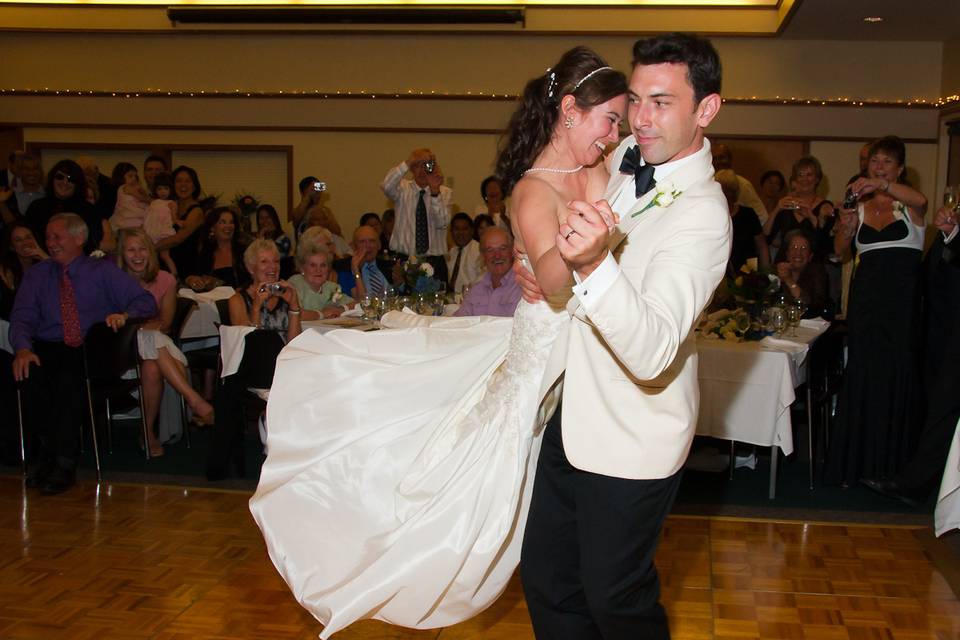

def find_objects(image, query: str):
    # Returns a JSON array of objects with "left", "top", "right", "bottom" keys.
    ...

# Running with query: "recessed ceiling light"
[{"left": 863, "top": 16, "right": 884, "bottom": 23}]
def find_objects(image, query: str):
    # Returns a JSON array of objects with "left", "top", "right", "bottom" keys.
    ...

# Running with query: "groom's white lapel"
[{"left": 565, "top": 137, "right": 715, "bottom": 318}]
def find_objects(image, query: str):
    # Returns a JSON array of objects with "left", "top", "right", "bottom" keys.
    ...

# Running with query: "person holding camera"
[
  {"left": 207, "top": 239, "right": 301, "bottom": 481},
  {"left": 380, "top": 148, "right": 452, "bottom": 284}
]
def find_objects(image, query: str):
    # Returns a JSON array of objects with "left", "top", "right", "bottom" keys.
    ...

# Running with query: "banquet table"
[
  {"left": 695, "top": 318, "right": 830, "bottom": 498},
  {"left": 178, "top": 286, "right": 235, "bottom": 340}
]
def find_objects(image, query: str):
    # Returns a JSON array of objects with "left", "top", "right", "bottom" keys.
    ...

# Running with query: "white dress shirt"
[
  {"left": 446, "top": 239, "right": 484, "bottom": 292},
  {"left": 574, "top": 138, "right": 712, "bottom": 309},
  {"left": 381, "top": 162, "right": 452, "bottom": 257}
]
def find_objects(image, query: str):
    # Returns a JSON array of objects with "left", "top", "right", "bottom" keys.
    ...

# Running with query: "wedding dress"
[{"left": 249, "top": 270, "right": 570, "bottom": 638}]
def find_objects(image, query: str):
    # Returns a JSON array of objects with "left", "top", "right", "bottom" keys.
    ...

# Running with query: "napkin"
[
  {"left": 760, "top": 336, "right": 808, "bottom": 354},
  {"left": 799, "top": 317, "right": 830, "bottom": 332}
]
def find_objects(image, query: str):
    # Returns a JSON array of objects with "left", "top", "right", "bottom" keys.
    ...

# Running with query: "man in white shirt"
[
  {"left": 712, "top": 143, "right": 768, "bottom": 224},
  {"left": 380, "top": 148, "right": 452, "bottom": 284},
  {"left": 446, "top": 212, "right": 483, "bottom": 293},
  {"left": 518, "top": 33, "right": 730, "bottom": 640}
]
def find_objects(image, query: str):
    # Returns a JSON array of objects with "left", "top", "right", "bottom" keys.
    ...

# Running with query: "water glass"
[
  {"left": 785, "top": 303, "right": 801, "bottom": 337},
  {"left": 359, "top": 295, "right": 376, "bottom": 321},
  {"left": 767, "top": 306, "right": 787, "bottom": 337}
]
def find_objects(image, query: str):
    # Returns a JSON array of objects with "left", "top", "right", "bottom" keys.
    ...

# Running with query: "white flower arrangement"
[
  {"left": 421, "top": 263, "right": 434, "bottom": 278},
  {"left": 632, "top": 180, "right": 682, "bottom": 218}
]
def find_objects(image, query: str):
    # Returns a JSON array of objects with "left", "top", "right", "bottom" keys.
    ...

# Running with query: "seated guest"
[
  {"left": 256, "top": 204, "right": 291, "bottom": 259},
  {"left": 359, "top": 211, "right": 382, "bottom": 236},
  {"left": 475, "top": 175, "right": 510, "bottom": 230},
  {"left": 116, "top": 228, "right": 215, "bottom": 457},
  {"left": 303, "top": 204, "right": 351, "bottom": 257},
  {"left": 335, "top": 225, "right": 395, "bottom": 298},
  {"left": 0, "top": 153, "right": 44, "bottom": 221},
  {"left": 1, "top": 222, "right": 47, "bottom": 316},
  {"left": 288, "top": 240, "right": 353, "bottom": 320},
  {"left": 10, "top": 213, "right": 156, "bottom": 495},
  {"left": 455, "top": 227, "right": 520, "bottom": 317},
  {"left": 446, "top": 212, "right": 483, "bottom": 293},
  {"left": 24, "top": 159, "right": 107, "bottom": 254},
  {"left": 184, "top": 207, "right": 249, "bottom": 291},
  {"left": 758, "top": 169, "right": 786, "bottom": 221},
  {"left": 473, "top": 214, "right": 494, "bottom": 243},
  {"left": 300, "top": 226, "right": 340, "bottom": 282},
  {"left": 716, "top": 169, "right": 769, "bottom": 274},
  {"left": 208, "top": 239, "right": 302, "bottom": 481},
  {"left": 776, "top": 229, "right": 829, "bottom": 318},
  {"left": 380, "top": 208, "right": 395, "bottom": 251},
  {"left": 77, "top": 155, "right": 117, "bottom": 220}
]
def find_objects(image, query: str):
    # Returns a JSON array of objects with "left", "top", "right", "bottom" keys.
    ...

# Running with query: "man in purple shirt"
[
  {"left": 455, "top": 226, "right": 521, "bottom": 318},
  {"left": 10, "top": 213, "right": 156, "bottom": 495}
]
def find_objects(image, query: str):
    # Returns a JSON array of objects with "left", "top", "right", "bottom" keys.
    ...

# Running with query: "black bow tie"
[{"left": 619, "top": 145, "right": 656, "bottom": 198}]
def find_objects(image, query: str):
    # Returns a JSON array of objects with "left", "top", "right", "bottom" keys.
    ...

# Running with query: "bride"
[{"left": 249, "top": 47, "right": 627, "bottom": 637}]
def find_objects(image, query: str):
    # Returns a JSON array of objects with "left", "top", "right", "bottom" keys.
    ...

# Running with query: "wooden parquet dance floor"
[{"left": 2, "top": 477, "right": 960, "bottom": 639}]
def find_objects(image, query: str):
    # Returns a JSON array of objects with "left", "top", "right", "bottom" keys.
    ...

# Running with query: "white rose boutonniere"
[
  {"left": 631, "top": 180, "right": 682, "bottom": 218},
  {"left": 331, "top": 285, "right": 343, "bottom": 304},
  {"left": 422, "top": 263, "right": 434, "bottom": 278}
]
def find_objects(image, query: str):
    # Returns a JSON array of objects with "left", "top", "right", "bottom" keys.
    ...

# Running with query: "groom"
[{"left": 517, "top": 33, "right": 731, "bottom": 639}]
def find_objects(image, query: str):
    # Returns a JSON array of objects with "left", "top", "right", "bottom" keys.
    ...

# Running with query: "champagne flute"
[{"left": 785, "top": 302, "right": 801, "bottom": 337}]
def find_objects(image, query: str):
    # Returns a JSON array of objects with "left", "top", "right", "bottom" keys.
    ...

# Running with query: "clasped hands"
[{"left": 515, "top": 199, "right": 619, "bottom": 302}]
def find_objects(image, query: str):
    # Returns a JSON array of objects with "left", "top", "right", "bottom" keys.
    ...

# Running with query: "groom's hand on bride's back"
[{"left": 513, "top": 252, "right": 544, "bottom": 303}]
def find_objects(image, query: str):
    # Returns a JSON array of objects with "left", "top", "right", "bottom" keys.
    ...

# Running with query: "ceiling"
[{"left": 782, "top": 0, "right": 960, "bottom": 42}]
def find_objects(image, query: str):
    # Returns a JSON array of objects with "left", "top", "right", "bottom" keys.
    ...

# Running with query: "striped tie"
[{"left": 365, "top": 262, "right": 386, "bottom": 296}]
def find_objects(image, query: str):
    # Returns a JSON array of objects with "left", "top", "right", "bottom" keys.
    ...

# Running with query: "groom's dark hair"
[{"left": 632, "top": 33, "right": 722, "bottom": 106}]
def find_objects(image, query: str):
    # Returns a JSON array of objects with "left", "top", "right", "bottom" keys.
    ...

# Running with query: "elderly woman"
[
  {"left": 184, "top": 207, "right": 248, "bottom": 291},
  {"left": 825, "top": 135, "right": 928, "bottom": 487},
  {"left": 116, "top": 228, "right": 215, "bottom": 456},
  {"left": 763, "top": 156, "right": 835, "bottom": 260},
  {"left": 288, "top": 240, "right": 353, "bottom": 320},
  {"left": 208, "top": 239, "right": 301, "bottom": 480},
  {"left": 716, "top": 169, "right": 769, "bottom": 274},
  {"left": 775, "top": 229, "right": 828, "bottom": 317}
]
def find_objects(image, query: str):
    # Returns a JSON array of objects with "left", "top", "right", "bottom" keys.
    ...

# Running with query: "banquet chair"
[
  {"left": 82, "top": 319, "right": 149, "bottom": 479},
  {"left": 15, "top": 385, "right": 26, "bottom": 475},
  {"left": 169, "top": 297, "right": 198, "bottom": 448}
]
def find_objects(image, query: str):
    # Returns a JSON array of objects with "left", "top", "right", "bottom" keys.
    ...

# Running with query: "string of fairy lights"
[{"left": 1, "top": 87, "right": 959, "bottom": 108}]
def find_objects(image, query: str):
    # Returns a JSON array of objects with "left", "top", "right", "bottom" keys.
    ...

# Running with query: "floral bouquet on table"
[
  {"left": 698, "top": 308, "right": 760, "bottom": 343},
  {"left": 726, "top": 257, "right": 780, "bottom": 305},
  {"left": 401, "top": 255, "right": 444, "bottom": 294}
]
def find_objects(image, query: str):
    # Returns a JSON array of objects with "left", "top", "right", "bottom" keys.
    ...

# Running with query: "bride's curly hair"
[{"left": 495, "top": 47, "right": 627, "bottom": 196}]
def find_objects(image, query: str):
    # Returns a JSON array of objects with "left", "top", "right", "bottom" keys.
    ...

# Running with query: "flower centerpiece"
[
  {"left": 698, "top": 308, "right": 761, "bottom": 342},
  {"left": 401, "top": 255, "right": 443, "bottom": 294},
  {"left": 727, "top": 257, "right": 780, "bottom": 305}
]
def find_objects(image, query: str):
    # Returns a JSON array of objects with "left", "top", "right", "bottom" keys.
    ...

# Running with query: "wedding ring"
[{"left": 564, "top": 229, "right": 577, "bottom": 240}]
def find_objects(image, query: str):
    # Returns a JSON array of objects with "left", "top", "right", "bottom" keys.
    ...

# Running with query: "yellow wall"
[{"left": 0, "top": 30, "right": 949, "bottom": 229}]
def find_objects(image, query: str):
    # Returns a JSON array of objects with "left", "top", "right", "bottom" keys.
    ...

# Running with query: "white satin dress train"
[{"left": 249, "top": 288, "right": 569, "bottom": 637}]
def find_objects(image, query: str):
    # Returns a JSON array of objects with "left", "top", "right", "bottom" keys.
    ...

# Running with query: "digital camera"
[
  {"left": 258, "top": 282, "right": 284, "bottom": 295},
  {"left": 313, "top": 181, "right": 327, "bottom": 192},
  {"left": 423, "top": 159, "right": 435, "bottom": 174},
  {"left": 842, "top": 189, "right": 858, "bottom": 209}
]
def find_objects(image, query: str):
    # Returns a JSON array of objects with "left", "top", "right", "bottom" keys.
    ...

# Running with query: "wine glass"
[
  {"left": 734, "top": 309, "right": 751, "bottom": 336},
  {"left": 768, "top": 306, "right": 787, "bottom": 337},
  {"left": 359, "top": 295, "right": 376, "bottom": 322},
  {"left": 785, "top": 301, "right": 802, "bottom": 337},
  {"left": 944, "top": 186, "right": 958, "bottom": 211}
]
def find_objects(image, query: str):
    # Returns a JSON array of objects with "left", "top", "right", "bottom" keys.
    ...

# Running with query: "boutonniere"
[
  {"left": 631, "top": 180, "right": 682, "bottom": 218},
  {"left": 331, "top": 285, "right": 343, "bottom": 304}
]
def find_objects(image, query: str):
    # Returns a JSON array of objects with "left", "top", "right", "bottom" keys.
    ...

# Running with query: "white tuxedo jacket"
[{"left": 539, "top": 137, "right": 731, "bottom": 480}]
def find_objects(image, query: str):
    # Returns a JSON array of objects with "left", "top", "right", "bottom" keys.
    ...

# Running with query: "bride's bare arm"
[{"left": 512, "top": 179, "right": 573, "bottom": 297}]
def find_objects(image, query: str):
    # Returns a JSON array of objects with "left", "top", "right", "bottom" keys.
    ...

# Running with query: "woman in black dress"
[{"left": 825, "top": 136, "right": 928, "bottom": 487}]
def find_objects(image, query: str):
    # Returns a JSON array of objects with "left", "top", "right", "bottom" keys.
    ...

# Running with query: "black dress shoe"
[
  {"left": 40, "top": 466, "right": 76, "bottom": 496},
  {"left": 860, "top": 478, "right": 920, "bottom": 508}
]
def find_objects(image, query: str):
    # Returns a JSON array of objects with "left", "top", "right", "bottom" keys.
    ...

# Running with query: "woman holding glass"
[{"left": 825, "top": 135, "right": 927, "bottom": 487}]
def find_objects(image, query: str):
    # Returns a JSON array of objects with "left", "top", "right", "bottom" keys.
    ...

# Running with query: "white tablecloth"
[
  {"left": 0, "top": 318, "right": 10, "bottom": 354},
  {"left": 935, "top": 417, "right": 960, "bottom": 536},
  {"left": 178, "top": 286, "right": 235, "bottom": 339},
  {"left": 695, "top": 319, "right": 830, "bottom": 456}
]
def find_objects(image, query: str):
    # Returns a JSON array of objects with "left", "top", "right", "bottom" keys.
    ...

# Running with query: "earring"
[{"left": 564, "top": 115, "right": 575, "bottom": 129}]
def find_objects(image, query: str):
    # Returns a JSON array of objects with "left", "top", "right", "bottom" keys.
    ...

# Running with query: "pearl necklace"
[{"left": 524, "top": 165, "right": 584, "bottom": 175}]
